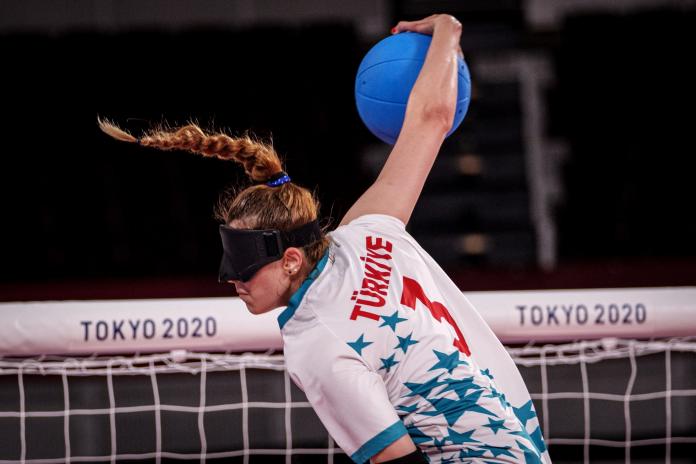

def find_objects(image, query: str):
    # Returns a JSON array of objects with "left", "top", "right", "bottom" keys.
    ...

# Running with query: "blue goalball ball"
[{"left": 355, "top": 32, "right": 471, "bottom": 145}]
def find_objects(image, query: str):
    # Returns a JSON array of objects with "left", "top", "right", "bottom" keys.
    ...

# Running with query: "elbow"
[
  {"left": 424, "top": 102, "right": 456, "bottom": 130},
  {"left": 408, "top": 102, "right": 455, "bottom": 135}
]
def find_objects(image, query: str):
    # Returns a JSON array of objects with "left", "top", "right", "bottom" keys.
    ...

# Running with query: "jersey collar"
[{"left": 277, "top": 249, "right": 330, "bottom": 329}]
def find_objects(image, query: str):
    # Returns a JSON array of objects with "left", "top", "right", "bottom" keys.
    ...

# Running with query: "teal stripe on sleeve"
[{"left": 350, "top": 420, "right": 408, "bottom": 464}]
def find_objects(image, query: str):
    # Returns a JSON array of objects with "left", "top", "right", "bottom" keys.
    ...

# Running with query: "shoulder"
[
  {"left": 282, "top": 307, "right": 372, "bottom": 384},
  {"left": 338, "top": 213, "right": 406, "bottom": 232},
  {"left": 331, "top": 214, "right": 408, "bottom": 248}
]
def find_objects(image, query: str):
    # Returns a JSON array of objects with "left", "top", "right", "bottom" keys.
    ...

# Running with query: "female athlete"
[{"left": 100, "top": 14, "right": 550, "bottom": 464}]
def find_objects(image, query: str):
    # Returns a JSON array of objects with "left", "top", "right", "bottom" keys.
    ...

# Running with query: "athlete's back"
[{"left": 281, "top": 214, "right": 549, "bottom": 463}]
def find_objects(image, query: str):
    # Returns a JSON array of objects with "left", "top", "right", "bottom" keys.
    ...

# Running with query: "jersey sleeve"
[{"left": 284, "top": 321, "right": 407, "bottom": 464}]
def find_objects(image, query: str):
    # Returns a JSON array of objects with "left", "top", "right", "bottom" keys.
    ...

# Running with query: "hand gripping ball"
[{"left": 355, "top": 32, "right": 471, "bottom": 145}]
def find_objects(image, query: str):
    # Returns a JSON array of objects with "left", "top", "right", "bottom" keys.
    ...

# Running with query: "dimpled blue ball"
[{"left": 355, "top": 32, "right": 471, "bottom": 145}]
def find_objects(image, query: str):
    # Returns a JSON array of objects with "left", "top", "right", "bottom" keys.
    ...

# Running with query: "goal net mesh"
[{"left": 1, "top": 337, "right": 695, "bottom": 463}]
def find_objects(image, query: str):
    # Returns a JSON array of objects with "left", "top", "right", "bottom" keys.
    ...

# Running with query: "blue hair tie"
[{"left": 266, "top": 172, "right": 291, "bottom": 187}]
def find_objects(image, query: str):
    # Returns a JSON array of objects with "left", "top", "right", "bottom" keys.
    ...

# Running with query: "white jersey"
[{"left": 279, "top": 214, "right": 550, "bottom": 464}]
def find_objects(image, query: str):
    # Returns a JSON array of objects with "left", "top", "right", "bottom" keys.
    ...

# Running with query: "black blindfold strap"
[
  {"left": 281, "top": 220, "right": 323, "bottom": 248},
  {"left": 217, "top": 220, "right": 323, "bottom": 283}
]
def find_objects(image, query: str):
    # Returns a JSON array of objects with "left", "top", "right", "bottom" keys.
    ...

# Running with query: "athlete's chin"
[
  {"left": 242, "top": 299, "right": 264, "bottom": 315},
  {"left": 238, "top": 294, "right": 257, "bottom": 313},
  {"left": 237, "top": 292, "right": 278, "bottom": 315},
  {"left": 243, "top": 300, "right": 278, "bottom": 316},
  {"left": 246, "top": 304, "right": 262, "bottom": 315}
]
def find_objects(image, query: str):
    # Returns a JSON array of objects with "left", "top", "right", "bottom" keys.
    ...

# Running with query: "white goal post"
[{"left": 0, "top": 287, "right": 694, "bottom": 356}]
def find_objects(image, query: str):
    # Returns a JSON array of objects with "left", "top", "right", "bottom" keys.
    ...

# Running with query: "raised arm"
[{"left": 340, "top": 14, "right": 463, "bottom": 227}]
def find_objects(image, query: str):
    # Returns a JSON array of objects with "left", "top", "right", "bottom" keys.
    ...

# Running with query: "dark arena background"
[{"left": 0, "top": 1, "right": 695, "bottom": 463}]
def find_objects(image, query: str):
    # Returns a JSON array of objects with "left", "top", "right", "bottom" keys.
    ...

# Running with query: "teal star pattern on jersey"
[
  {"left": 483, "top": 417, "right": 508, "bottom": 434},
  {"left": 379, "top": 310, "right": 408, "bottom": 332},
  {"left": 460, "top": 389, "right": 498, "bottom": 416},
  {"left": 510, "top": 427, "right": 542, "bottom": 455},
  {"left": 421, "top": 389, "right": 496, "bottom": 426},
  {"left": 484, "top": 387, "right": 511, "bottom": 408},
  {"left": 403, "top": 374, "right": 445, "bottom": 398},
  {"left": 421, "top": 396, "right": 468, "bottom": 426},
  {"left": 405, "top": 424, "right": 433, "bottom": 446},
  {"left": 396, "top": 403, "right": 420, "bottom": 414},
  {"left": 440, "top": 376, "right": 480, "bottom": 400},
  {"left": 513, "top": 400, "right": 537, "bottom": 427},
  {"left": 394, "top": 332, "right": 419, "bottom": 353},
  {"left": 481, "top": 444, "right": 516, "bottom": 458},
  {"left": 428, "top": 349, "right": 468, "bottom": 374},
  {"left": 347, "top": 334, "right": 372, "bottom": 355},
  {"left": 459, "top": 448, "right": 487, "bottom": 458},
  {"left": 516, "top": 440, "right": 543, "bottom": 464},
  {"left": 530, "top": 426, "right": 547, "bottom": 453},
  {"left": 445, "top": 427, "right": 479, "bottom": 445},
  {"left": 510, "top": 425, "right": 546, "bottom": 454},
  {"left": 379, "top": 353, "right": 399, "bottom": 373},
  {"left": 433, "top": 436, "right": 448, "bottom": 450},
  {"left": 394, "top": 353, "right": 543, "bottom": 463},
  {"left": 397, "top": 366, "right": 542, "bottom": 460}
]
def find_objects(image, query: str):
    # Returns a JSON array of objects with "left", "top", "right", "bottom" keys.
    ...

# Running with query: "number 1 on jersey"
[{"left": 400, "top": 276, "right": 471, "bottom": 356}]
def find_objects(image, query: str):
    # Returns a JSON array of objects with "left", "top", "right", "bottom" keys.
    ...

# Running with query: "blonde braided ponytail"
[
  {"left": 98, "top": 119, "right": 282, "bottom": 182},
  {"left": 98, "top": 118, "right": 329, "bottom": 267}
]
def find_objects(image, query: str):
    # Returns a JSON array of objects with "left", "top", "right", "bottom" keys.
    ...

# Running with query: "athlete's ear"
[{"left": 281, "top": 247, "right": 304, "bottom": 276}]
